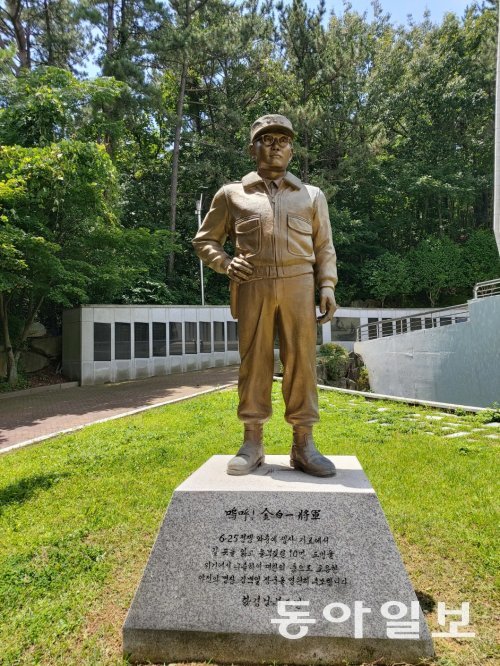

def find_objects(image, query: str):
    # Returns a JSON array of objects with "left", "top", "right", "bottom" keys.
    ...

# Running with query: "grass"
[{"left": 0, "top": 384, "right": 498, "bottom": 666}]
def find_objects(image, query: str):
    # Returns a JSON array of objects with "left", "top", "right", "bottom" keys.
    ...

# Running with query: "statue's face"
[{"left": 250, "top": 132, "right": 293, "bottom": 171}]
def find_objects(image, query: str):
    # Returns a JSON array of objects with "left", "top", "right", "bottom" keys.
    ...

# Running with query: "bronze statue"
[{"left": 193, "top": 114, "right": 338, "bottom": 477}]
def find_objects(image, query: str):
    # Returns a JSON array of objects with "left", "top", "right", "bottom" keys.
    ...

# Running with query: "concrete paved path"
[{"left": 0, "top": 366, "right": 239, "bottom": 454}]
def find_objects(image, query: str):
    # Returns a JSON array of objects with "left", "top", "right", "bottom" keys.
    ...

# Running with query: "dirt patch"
[
  {"left": 26, "top": 365, "right": 69, "bottom": 388},
  {"left": 0, "top": 363, "right": 70, "bottom": 394}
]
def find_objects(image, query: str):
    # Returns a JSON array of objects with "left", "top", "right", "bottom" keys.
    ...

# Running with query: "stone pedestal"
[{"left": 123, "top": 456, "right": 434, "bottom": 665}]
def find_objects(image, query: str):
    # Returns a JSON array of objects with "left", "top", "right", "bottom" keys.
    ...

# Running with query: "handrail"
[
  {"left": 356, "top": 277, "right": 500, "bottom": 342},
  {"left": 473, "top": 277, "right": 500, "bottom": 299},
  {"left": 355, "top": 303, "right": 469, "bottom": 342}
]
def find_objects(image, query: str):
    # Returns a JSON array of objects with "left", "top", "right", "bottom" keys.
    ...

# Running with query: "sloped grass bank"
[{"left": 0, "top": 385, "right": 498, "bottom": 665}]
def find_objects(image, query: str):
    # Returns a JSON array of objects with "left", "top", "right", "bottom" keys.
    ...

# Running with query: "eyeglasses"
[{"left": 257, "top": 134, "right": 292, "bottom": 147}]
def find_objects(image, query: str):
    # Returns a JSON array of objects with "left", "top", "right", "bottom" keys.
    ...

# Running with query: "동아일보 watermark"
[{"left": 270, "top": 600, "right": 476, "bottom": 640}]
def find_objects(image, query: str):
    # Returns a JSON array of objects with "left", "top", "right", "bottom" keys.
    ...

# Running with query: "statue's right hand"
[{"left": 226, "top": 256, "right": 254, "bottom": 283}]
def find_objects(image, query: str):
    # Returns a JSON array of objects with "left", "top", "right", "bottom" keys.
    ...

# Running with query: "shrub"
[
  {"left": 318, "top": 342, "right": 347, "bottom": 357},
  {"left": 318, "top": 343, "right": 349, "bottom": 380},
  {"left": 357, "top": 366, "right": 370, "bottom": 391}
]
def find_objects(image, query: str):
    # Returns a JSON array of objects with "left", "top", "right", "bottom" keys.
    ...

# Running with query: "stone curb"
[
  {"left": 273, "top": 376, "right": 489, "bottom": 413},
  {"left": 0, "top": 381, "right": 80, "bottom": 401},
  {"left": 0, "top": 382, "right": 235, "bottom": 456}
]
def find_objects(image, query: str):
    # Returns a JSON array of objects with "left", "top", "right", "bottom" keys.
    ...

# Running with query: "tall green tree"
[
  {"left": 82, "top": 0, "right": 165, "bottom": 84},
  {"left": 3, "top": 1, "right": 497, "bottom": 313},
  {"left": 0, "top": 66, "right": 127, "bottom": 146},
  {"left": 151, "top": 0, "right": 211, "bottom": 276},
  {"left": 408, "top": 236, "right": 464, "bottom": 306},
  {"left": 0, "top": 0, "right": 93, "bottom": 73},
  {"left": 276, "top": 0, "right": 328, "bottom": 182},
  {"left": 0, "top": 66, "right": 174, "bottom": 383},
  {"left": 0, "top": 141, "right": 119, "bottom": 384},
  {"left": 151, "top": 0, "right": 275, "bottom": 280},
  {"left": 364, "top": 252, "right": 412, "bottom": 306}
]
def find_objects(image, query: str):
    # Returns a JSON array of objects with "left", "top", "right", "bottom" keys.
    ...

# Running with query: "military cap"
[{"left": 250, "top": 114, "right": 295, "bottom": 143}]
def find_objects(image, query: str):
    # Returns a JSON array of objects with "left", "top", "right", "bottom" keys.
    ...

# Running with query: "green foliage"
[
  {"left": 357, "top": 366, "right": 370, "bottom": 392},
  {"left": 0, "top": 140, "right": 118, "bottom": 306},
  {"left": 0, "top": 43, "right": 16, "bottom": 76},
  {"left": 1, "top": 1, "right": 499, "bottom": 313},
  {"left": 0, "top": 224, "right": 28, "bottom": 292},
  {"left": 317, "top": 342, "right": 350, "bottom": 380},
  {"left": 0, "top": 0, "right": 94, "bottom": 73},
  {"left": 0, "top": 372, "right": 28, "bottom": 392},
  {"left": 363, "top": 252, "right": 412, "bottom": 306},
  {"left": 481, "top": 404, "right": 500, "bottom": 423},
  {"left": 0, "top": 67, "right": 126, "bottom": 148},
  {"left": 318, "top": 342, "right": 347, "bottom": 357},
  {"left": 407, "top": 235, "right": 464, "bottom": 306},
  {"left": 462, "top": 229, "right": 500, "bottom": 288},
  {"left": 0, "top": 66, "right": 177, "bottom": 382}
]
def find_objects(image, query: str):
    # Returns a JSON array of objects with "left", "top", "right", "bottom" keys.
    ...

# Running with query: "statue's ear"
[{"left": 249, "top": 143, "right": 256, "bottom": 160}]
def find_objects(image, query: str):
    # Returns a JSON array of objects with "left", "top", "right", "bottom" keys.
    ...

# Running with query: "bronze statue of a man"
[{"left": 193, "top": 114, "right": 338, "bottom": 477}]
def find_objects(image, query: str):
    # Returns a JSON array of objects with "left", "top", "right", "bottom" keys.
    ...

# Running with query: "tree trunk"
[
  {"left": 106, "top": 0, "right": 115, "bottom": 57},
  {"left": 168, "top": 55, "right": 188, "bottom": 276},
  {"left": 19, "top": 294, "right": 45, "bottom": 348},
  {"left": 166, "top": 0, "right": 209, "bottom": 276},
  {"left": 429, "top": 290, "right": 438, "bottom": 308},
  {"left": 6, "top": 0, "right": 30, "bottom": 69},
  {"left": 118, "top": 0, "right": 129, "bottom": 48},
  {"left": 0, "top": 292, "right": 45, "bottom": 386},
  {"left": 303, "top": 127, "right": 309, "bottom": 183},
  {"left": 43, "top": 0, "right": 54, "bottom": 64},
  {"left": 0, "top": 293, "right": 18, "bottom": 386},
  {"left": 6, "top": 348, "right": 18, "bottom": 386}
]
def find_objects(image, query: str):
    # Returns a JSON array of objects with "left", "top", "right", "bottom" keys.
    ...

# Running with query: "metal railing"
[
  {"left": 355, "top": 277, "right": 500, "bottom": 342},
  {"left": 473, "top": 277, "right": 500, "bottom": 299},
  {"left": 356, "top": 304, "right": 470, "bottom": 342}
]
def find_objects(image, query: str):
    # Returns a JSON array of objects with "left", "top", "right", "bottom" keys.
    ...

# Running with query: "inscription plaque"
[{"left": 123, "top": 455, "right": 434, "bottom": 665}]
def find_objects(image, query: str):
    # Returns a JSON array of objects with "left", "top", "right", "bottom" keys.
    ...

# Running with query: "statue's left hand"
[{"left": 317, "top": 287, "right": 337, "bottom": 324}]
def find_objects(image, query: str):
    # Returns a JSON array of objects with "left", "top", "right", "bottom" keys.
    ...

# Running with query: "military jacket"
[{"left": 192, "top": 170, "right": 338, "bottom": 290}]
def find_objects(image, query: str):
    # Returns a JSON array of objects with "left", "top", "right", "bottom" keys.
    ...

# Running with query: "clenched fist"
[
  {"left": 225, "top": 256, "right": 254, "bottom": 283},
  {"left": 317, "top": 287, "right": 337, "bottom": 324}
]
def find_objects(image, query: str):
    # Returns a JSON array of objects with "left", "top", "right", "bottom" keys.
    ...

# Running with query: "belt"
[{"left": 249, "top": 265, "right": 313, "bottom": 279}]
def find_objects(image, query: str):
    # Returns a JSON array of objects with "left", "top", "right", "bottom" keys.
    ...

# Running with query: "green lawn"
[{"left": 0, "top": 384, "right": 498, "bottom": 665}]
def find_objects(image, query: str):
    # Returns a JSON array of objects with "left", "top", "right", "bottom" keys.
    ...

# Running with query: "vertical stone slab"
[{"left": 123, "top": 455, "right": 434, "bottom": 664}]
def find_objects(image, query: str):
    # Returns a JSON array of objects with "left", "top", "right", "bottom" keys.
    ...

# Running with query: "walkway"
[{"left": 0, "top": 366, "right": 239, "bottom": 454}]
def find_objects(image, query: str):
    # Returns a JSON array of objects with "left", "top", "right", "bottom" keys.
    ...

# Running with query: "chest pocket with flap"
[
  {"left": 235, "top": 216, "right": 261, "bottom": 257},
  {"left": 287, "top": 214, "right": 313, "bottom": 257}
]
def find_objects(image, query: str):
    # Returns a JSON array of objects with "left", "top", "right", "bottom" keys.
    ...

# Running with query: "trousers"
[{"left": 236, "top": 273, "right": 319, "bottom": 426}]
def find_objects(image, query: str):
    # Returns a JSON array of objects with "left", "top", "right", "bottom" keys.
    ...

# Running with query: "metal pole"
[{"left": 196, "top": 194, "right": 205, "bottom": 306}]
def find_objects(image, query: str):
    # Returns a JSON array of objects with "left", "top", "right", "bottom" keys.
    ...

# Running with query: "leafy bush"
[
  {"left": 318, "top": 343, "right": 349, "bottom": 380},
  {"left": 318, "top": 342, "right": 348, "bottom": 357},
  {"left": 481, "top": 403, "right": 500, "bottom": 423},
  {"left": 326, "top": 356, "right": 349, "bottom": 380},
  {"left": 357, "top": 366, "right": 370, "bottom": 391}
]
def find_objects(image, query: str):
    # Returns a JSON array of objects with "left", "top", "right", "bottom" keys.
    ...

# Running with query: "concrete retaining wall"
[{"left": 354, "top": 295, "right": 500, "bottom": 408}]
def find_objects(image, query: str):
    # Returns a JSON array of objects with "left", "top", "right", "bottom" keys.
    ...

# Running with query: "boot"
[
  {"left": 227, "top": 424, "right": 265, "bottom": 476},
  {"left": 290, "top": 426, "right": 336, "bottom": 477}
]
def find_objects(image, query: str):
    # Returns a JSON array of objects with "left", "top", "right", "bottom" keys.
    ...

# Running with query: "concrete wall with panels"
[
  {"left": 354, "top": 295, "right": 500, "bottom": 408},
  {"left": 62, "top": 304, "right": 430, "bottom": 386},
  {"left": 63, "top": 305, "right": 239, "bottom": 385}
]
